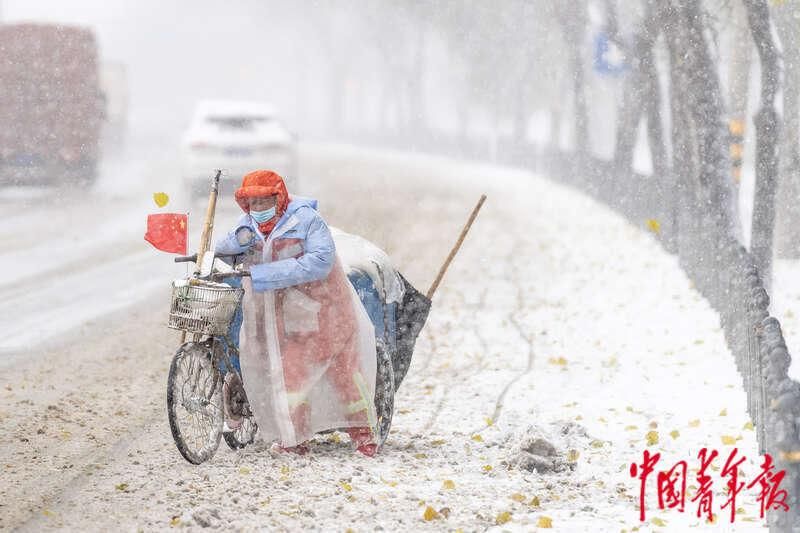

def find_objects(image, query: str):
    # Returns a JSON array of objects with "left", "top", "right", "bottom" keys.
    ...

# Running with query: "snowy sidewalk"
[{"left": 13, "top": 145, "right": 765, "bottom": 531}]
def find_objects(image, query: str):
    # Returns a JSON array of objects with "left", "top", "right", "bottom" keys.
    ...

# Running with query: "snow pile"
[{"left": 509, "top": 422, "right": 588, "bottom": 474}]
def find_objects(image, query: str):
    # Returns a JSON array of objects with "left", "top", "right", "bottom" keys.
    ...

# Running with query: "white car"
[{"left": 182, "top": 100, "right": 298, "bottom": 198}]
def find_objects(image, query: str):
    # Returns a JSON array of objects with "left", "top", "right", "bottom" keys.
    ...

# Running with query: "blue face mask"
[{"left": 251, "top": 206, "right": 276, "bottom": 224}]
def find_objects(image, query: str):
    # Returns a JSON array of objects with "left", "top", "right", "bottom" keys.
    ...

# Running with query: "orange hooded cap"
[{"left": 234, "top": 169, "right": 291, "bottom": 235}]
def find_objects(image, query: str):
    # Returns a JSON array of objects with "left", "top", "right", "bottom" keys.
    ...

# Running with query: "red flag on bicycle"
[{"left": 144, "top": 213, "right": 188, "bottom": 254}]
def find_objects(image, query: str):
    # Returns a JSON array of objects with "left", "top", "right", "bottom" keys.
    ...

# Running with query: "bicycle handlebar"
[
  {"left": 210, "top": 270, "right": 250, "bottom": 282},
  {"left": 174, "top": 252, "right": 241, "bottom": 263}
]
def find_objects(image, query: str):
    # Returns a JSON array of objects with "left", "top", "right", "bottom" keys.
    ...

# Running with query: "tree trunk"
[
  {"left": 772, "top": 1, "right": 800, "bottom": 258},
  {"left": 727, "top": 2, "right": 752, "bottom": 190},
  {"left": 743, "top": 0, "right": 780, "bottom": 291},
  {"left": 556, "top": 4, "right": 589, "bottom": 154},
  {"left": 612, "top": 0, "right": 665, "bottom": 173},
  {"left": 662, "top": 0, "right": 741, "bottom": 264},
  {"left": 642, "top": 44, "right": 667, "bottom": 177}
]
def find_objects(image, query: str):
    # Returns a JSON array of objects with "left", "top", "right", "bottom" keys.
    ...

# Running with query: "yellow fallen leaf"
[
  {"left": 442, "top": 479, "right": 455, "bottom": 490},
  {"left": 567, "top": 449, "right": 580, "bottom": 462},
  {"left": 743, "top": 421, "right": 754, "bottom": 431},
  {"left": 645, "top": 219, "right": 660, "bottom": 233},
  {"left": 381, "top": 477, "right": 397, "bottom": 487},
  {"left": 625, "top": 425, "right": 638, "bottom": 431},
  {"left": 689, "top": 419, "right": 700, "bottom": 427},
  {"left": 482, "top": 464, "right": 493, "bottom": 472},
  {"left": 670, "top": 430, "right": 680, "bottom": 440},
  {"left": 153, "top": 192, "right": 169, "bottom": 207},
  {"left": 646, "top": 430, "right": 659, "bottom": 446},
  {"left": 238, "top": 467, "right": 250, "bottom": 475},
  {"left": 42, "top": 509, "right": 54, "bottom": 517},
  {"left": 780, "top": 449, "right": 800, "bottom": 461},
  {"left": 170, "top": 516, "right": 181, "bottom": 527},
  {"left": 280, "top": 465, "right": 290, "bottom": 476},
  {"left": 485, "top": 417, "right": 494, "bottom": 426},
  {"left": 511, "top": 493, "right": 526, "bottom": 502},
  {"left": 496, "top": 511, "right": 512, "bottom": 525},
  {"left": 340, "top": 481, "right": 352, "bottom": 492},
  {"left": 719, "top": 409, "right": 727, "bottom": 416},
  {"left": 431, "top": 439, "right": 446, "bottom": 446},
  {"left": 423, "top": 506, "right": 441, "bottom": 521},
  {"left": 652, "top": 516, "right": 667, "bottom": 527},
  {"left": 330, "top": 433, "right": 342, "bottom": 443},
  {"left": 548, "top": 356, "right": 568, "bottom": 366},
  {"left": 721, "top": 435, "right": 736, "bottom": 445},
  {"left": 590, "top": 439, "right": 604, "bottom": 448},
  {"left": 115, "top": 482, "right": 129, "bottom": 491},
  {"left": 471, "top": 434, "right": 484, "bottom": 442},
  {"left": 414, "top": 453, "right": 428, "bottom": 459},
  {"left": 530, "top": 496, "right": 541, "bottom": 507},
  {"left": 537, "top": 515, "right": 553, "bottom": 528}
]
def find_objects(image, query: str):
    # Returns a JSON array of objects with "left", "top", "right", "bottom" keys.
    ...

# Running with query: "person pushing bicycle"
[{"left": 214, "top": 169, "right": 379, "bottom": 457}]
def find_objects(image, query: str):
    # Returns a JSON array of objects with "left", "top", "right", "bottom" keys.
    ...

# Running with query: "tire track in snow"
[
  {"left": 421, "top": 287, "right": 490, "bottom": 433},
  {"left": 471, "top": 227, "right": 538, "bottom": 433}
]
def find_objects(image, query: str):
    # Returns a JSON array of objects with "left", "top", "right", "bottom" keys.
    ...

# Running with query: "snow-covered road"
[{"left": 1, "top": 145, "right": 768, "bottom": 531}]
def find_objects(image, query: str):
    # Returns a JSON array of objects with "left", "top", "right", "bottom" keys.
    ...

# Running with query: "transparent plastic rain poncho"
[{"left": 219, "top": 198, "right": 378, "bottom": 447}]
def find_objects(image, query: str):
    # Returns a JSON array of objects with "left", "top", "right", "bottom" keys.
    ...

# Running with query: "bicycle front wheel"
[{"left": 167, "top": 342, "right": 224, "bottom": 464}]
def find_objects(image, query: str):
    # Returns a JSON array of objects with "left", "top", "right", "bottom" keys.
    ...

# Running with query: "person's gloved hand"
[
  {"left": 235, "top": 226, "right": 256, "bottom": 248},
  {"left": 215, "top": 225, "right": 257, "bottom": 257}
]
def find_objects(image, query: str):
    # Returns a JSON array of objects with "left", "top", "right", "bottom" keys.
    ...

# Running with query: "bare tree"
[
  {"left": 742, "top": 0, "right": 780, "bottom": 289},
  {"left": 611, "top": 0, "right": 667, "bottom": 176},
  {"left": 772, "top": 1, "right": 800, "bottom": 258},
  {"left": 662, "top": 0, "right": 741, "bottom": 253},
  {"left": 552, "top": 2, "right": 589, "bottom": 154},
  {"left": 726, "top": 1, "right": 752, "bottom": 190}
]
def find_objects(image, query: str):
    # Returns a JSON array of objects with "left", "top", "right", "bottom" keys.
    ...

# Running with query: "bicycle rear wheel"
[
  {"left": 167, "top": 342, "right": 224, "bottom": 464},
  {"left": 221, "top": 371, "right": 258, "bottom": 449}
]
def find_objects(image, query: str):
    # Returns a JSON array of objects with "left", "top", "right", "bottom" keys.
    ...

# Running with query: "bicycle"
[{"left": 165, "top": 255, "right": 258, "bottom": 464}]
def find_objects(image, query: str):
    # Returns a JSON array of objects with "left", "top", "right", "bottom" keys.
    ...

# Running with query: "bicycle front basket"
[{"left": 168, "top": 279, "right": 244, "bottom": 336}]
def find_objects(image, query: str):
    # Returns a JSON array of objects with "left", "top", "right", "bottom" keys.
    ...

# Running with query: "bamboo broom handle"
[
  {"left": 194, "top": 170, "right": 222, "bottom": 275},
  {"left": 426, "top": 194, "right": 486, "bottom": 300},
  {"left": 183, "top": 170, "right": 222, "bottom": 344}
]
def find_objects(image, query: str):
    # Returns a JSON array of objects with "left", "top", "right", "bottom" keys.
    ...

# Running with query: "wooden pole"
[
  {"left": 182, "top": 170, "right": 222, "bottom": 344},
  {"left": 194, "top": 170, "right": 222, "bottom": 276},
  {"left": 426, "top": 194, "right": 486, "bottom": 300}
]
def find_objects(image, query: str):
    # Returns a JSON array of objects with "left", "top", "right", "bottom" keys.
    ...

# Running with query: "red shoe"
[
  {"left": 348, "top": 427, "right": 377, "bottom": 457},
  {"left": 356, "top": 443, "right": 378, "bottom": 457}
]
